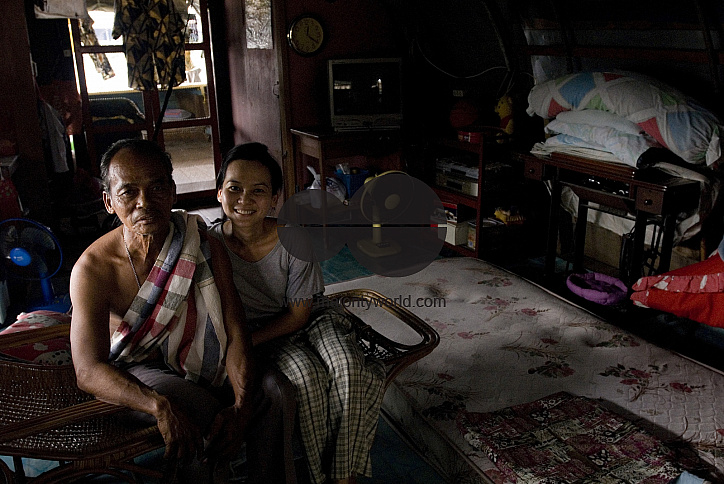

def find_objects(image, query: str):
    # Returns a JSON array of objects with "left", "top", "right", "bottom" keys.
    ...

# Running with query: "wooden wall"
[
  {"left": 0, "top": 0, "right": 51, "bottom": 222},
  {"left": 219, "top": 0, "right": 407, "bottom": 197},
  {"left": 513, "top": 0, "right": 724, "bottom": 115},
  {"left": 219, "top": 0, "right": 528, "bottom": 145},
  {"left": 280, "top": 1, "right": 404, "bottom": 130}
]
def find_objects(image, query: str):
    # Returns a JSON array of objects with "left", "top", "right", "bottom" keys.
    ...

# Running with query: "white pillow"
[
  {"left": 544, "top": 134, "right": 605, "bottom": 151},
  {"left": 527, "top": 71, "right": 724, "bottom": 165},
  {"left": 555, "top": 110, "right": 643, "bottom": 136},
  {"left": 545, "top": 118, "right": 661, "bottom": 167}
]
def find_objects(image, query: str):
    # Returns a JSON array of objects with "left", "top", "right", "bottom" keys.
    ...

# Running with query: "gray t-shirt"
[{"left": 209, "top": 221, "right": 324, "bottom": 327}]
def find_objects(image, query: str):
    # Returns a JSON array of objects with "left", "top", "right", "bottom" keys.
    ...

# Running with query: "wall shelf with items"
[{"left": 428, "top": 127, "right": 522, "bottom": 260}]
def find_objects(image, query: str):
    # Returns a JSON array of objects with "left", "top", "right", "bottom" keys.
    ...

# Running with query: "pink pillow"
[
  {"left": 0, "top": 310, "right": 72, "bottom": 365},
  {"left": 630, "top": 255, "right": 724, "bottom": 328}
]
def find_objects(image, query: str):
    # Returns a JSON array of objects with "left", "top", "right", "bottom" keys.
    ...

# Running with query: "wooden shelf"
[
  {"left": 434, "top": 137, "right": 483, "bottom": 154},
  {"left": 427, "top": 129, "right": 518, "bottom": 260},
  {"left": 523, "top": 44, "right": 711, "bottom": 64},
  {"left": 432, "top": 186, "right": 478, "bottom": 208}
]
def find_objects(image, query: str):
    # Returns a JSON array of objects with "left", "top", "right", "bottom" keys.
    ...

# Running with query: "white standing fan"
[{"left": 356, "top": 171, "right": 414, "bottom": 258}]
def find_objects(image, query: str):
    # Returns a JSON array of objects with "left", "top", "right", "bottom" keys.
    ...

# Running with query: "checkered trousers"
[{"left": 264, "top": 309, "right": 386, "bottom": 484}]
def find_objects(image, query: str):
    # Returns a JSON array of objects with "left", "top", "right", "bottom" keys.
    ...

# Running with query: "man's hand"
[
  {"left": 203, "top": 404, "right": 251, "bottom": 464},
  {"left": 154, "top": 396, "right": 204, "bottom": 464}
]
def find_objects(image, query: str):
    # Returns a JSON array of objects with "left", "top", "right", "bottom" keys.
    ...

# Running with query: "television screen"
[{"left": 328, "top": 58, "right": 403, "bottom": 131}]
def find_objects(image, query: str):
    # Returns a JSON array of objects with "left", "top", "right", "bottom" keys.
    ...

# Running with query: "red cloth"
[
  {"left": 630, "top": 254, "right": 724, "bottom": 328},
  {"left": 0, "top": 311, "right": 71, "bottom": 365}
]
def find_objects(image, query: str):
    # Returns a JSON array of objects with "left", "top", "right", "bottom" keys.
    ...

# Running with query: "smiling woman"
[{"left": 209, "top": 142, "right": 389, "bottom": 484}]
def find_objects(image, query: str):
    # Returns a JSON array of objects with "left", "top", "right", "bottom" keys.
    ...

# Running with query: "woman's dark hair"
[
  {"left": 217, "top": 142, "right": 283, "bottom": 194},
  {"left": 99, "top": 138, "right": 174, "bottom": 193}
]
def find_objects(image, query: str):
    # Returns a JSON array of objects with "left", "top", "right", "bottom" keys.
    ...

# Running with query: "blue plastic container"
[{"left": 335, "top": 169, "right": 369, "bottom": 198}]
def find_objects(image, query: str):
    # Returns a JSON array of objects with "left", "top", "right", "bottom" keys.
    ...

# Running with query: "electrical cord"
[{"left": 413, "top": 38, "right": 509, "bottom": 80}]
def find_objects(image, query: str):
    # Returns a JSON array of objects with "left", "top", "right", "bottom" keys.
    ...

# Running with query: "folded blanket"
[{"left": 109, "top": 210, "right": 228, "bottom": 386}]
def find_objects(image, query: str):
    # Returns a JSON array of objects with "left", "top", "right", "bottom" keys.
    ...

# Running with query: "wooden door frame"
[
  {"left": 70, "top": 1, "right": 222, "bottom": 203},
  {"left": 272, "top": 0, "right": 296, "bottom": 200}
]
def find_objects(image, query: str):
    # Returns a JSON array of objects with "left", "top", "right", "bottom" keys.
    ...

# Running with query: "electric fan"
[
  {"left": 355, "top": 171, "right": 413, "bottom": 258},
  {"left": 0, "top": 218, "right": 71, "bottom": 313},
  {"left": 348, "top": 171, "right": 445, "bottom": 277}
]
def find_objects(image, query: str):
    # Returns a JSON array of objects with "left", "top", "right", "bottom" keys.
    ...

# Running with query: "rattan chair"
[
  {"left": 326, "top": 289, "right": 440, "bottom": 389},
  {"left": 0, "top": 324, "right": 165, "bottom": 484},
  {"left": 0, "top": 289, "right": 438, "bottom": 483}
]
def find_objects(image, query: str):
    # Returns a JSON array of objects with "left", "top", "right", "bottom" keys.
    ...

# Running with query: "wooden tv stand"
[{"left": 290, "top": 127, "right": 401, "bottom": 194}]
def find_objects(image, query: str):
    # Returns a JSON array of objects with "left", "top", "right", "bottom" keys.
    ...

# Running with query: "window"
[{"left": 70, "top": 0, "right": 220, "bottom": 198}]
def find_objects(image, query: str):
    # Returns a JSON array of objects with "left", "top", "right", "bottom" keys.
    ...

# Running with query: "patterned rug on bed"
[{"left": 457, "top": 391, "right": 689, "bottom": 484}]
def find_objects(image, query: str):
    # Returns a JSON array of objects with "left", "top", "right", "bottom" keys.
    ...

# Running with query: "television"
[{"left": 328, "top": 58, "right": 403, "bottom": 131}]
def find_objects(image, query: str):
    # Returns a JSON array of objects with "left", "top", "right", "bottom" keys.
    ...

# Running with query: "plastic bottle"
[{"left": 307, "top": 166, "right": 322, "bottom": 208}]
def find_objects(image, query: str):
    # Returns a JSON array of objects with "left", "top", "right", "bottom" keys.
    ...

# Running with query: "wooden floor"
[{"left": 163, "top": 127, "right": 216, "bottom": 195}]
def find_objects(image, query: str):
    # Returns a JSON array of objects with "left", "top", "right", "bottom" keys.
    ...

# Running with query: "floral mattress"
[{"left": 325, "top": 257, "right": 724, "bottom": 483}]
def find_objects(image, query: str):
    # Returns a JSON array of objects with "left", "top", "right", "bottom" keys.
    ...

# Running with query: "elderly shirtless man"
[{"left": 70, "top": 139, "right": 293, "bottom": 482}]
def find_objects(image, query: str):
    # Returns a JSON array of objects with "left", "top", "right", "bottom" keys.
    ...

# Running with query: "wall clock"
[{"left": 287, "top": 14, "right": 325, "bottom": 56}]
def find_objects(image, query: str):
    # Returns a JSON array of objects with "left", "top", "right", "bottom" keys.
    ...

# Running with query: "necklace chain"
[{"left": 122, "top": 230, "right": 142, "bottom": 289}]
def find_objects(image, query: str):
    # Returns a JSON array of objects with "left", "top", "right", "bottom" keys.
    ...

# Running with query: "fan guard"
[{"left": 0, "top": 218, "right": 69, "bottom": 313}]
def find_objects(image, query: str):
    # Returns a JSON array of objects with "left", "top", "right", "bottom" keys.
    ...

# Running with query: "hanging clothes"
[
  {"left": 38, "top": 100, "right": 70, "bottom": 174},
  {"left": 79, "top": 17, "right": 115, "bottom": 81},
  {"left": 112, "top": 0, "right": 187, "bottom": 90}
]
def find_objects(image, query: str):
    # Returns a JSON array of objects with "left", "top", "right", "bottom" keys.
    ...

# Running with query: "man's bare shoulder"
[{"left": 71, "top": 227, "right": 123, "bottom": 283}]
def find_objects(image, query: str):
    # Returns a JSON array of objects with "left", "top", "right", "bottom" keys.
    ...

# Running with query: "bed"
[{"left": 325, "top": 256, "right": 724, "bottom": 483}]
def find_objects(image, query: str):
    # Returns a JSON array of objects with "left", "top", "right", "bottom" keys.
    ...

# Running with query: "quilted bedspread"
[{"left": 325, "top": 257, "right": 724, "bottom": 484}]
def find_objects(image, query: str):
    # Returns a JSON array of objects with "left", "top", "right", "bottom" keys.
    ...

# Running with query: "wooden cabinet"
[
  {"left": 515, "top": 151, "right": 700, "bottom": 283},
  {"left": 430, "top": 137, "right": 483, "bottom": 258}
]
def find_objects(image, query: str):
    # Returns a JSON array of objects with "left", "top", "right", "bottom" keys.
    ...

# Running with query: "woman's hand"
[{"left": 203, "top": 403, "right": 252, "bottom": 464}]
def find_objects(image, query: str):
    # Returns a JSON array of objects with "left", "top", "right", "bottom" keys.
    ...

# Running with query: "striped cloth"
[{"left": 109, "top": 210, "right": 228, "bottom": 387}]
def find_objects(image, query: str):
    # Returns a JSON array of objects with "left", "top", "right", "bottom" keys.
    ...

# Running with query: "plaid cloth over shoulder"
[{"left": 109, "top": 210, "right": 228, "bottom": 386}]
